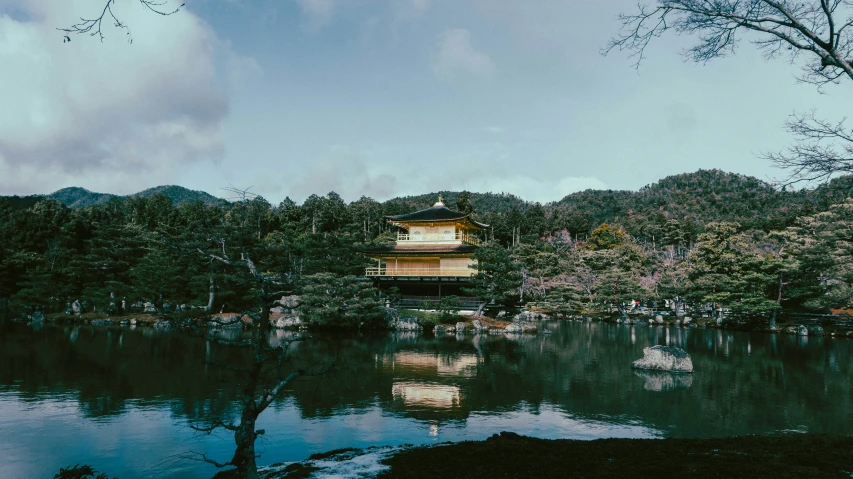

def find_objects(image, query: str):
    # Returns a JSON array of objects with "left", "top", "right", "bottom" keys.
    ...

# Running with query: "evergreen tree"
[
  {"left": 464, "top": 244, "right": 523, "bottom": 312},
  {"left": 298, "top": 273, "right": 384, "bottom": 328}
]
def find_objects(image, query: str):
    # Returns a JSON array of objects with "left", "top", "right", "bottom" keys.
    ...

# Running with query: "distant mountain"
[
  {"left": 127, "top": 185, "right": 227, "bottom": 207},
  {"left": 47, "top": 187, "right": 116, "bottom": 209},
  {"left": 38, "top": 185, "right": 226, "bottom": 209},
  {"left": 4, "top": 171, "right": 852, "bottom": 222}
]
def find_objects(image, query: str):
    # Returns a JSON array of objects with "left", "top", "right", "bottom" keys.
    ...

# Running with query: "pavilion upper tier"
[
  {"left": 362, "top": 197, "right": 485, "bottom": 277},
  {"left": 384, "top": 197, "right": 487, "bottom": 246}
]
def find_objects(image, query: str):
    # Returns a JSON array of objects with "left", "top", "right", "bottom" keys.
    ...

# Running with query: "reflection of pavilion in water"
[
  {"left": 380, "top": 350, "right": 481, "bottom": 422},
  {"left": 386, "top": 351, "right": 480, "bottom": 377}
]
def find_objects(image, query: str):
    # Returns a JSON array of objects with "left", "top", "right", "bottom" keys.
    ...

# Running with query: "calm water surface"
[{"left": 1, "top": 320, "right": 851, "bottom": 478}]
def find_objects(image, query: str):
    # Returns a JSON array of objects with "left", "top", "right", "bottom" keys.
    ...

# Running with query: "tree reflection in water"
[{"left": 0, "top": 320, "right": 852, "bottom": 477}]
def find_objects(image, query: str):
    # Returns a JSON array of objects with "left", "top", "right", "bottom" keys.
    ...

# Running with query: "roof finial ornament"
[{"left": 434, "top": 194, "right": 445, "bottom": 207}]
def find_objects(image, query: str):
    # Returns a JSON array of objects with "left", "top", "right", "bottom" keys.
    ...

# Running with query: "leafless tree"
[
  {"left": 184, "top": 236, "right": 331, "bottom": 479},
  {"left": 58, "top": 0, "right": 183, "bottom": 43},
  {"left": 765, "top": 110, "right": 853, "bottom": 186},
  {"left": 606, "top": 0, "right": 853, "bottom": 85},
  {"left": 165, "top": 186, "right": 331, "bottom": 479},
  {"left": 606, "top": 1, "right": 853, "bottom": 186}
]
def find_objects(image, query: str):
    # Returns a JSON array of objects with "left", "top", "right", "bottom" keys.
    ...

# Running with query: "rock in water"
[
  {"left": 631, "top": 345, "right": 693, "bottom": 373},
  {"left": 455, "top": 321, "right": 466, "bottom": 333},
  {"left": 797, "top": 325, "right": 809, "bottom": 336},
  {"left": 154, "top": 320, "right": 173, "bottom": 330},
  {"left": 503, "top": 323, "right": 523, "bottom": 334},
  {"left": 472, "top": 319, "right": 485, "bottom": 331}
]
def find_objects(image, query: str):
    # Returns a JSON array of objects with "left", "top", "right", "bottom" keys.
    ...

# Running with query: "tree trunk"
[
  {"left": 206, "top": 276, "right": 215, "bottom": 313},
  {"left": 231, "top": 291, "right": 275, "bottom": 479},
  {"left": 674, "top": 300, "right": 685, "bottom": 318},
  {"left": 232, "top": 410, "right": 259, "bottom": 479},
  {"left": 772, "top": 273, "right": 785, "bottom": 330}
]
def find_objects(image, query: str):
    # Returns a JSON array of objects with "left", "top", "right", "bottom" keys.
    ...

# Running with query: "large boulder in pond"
[
  {"left": 472, "top": 319, "right": 485, "bottom": 331},
  {"left": 455, "top": 321, "right": 467, "bottom": 333},
  {"left": 631, "top": 345, "right": 693, "bottom": 373}
]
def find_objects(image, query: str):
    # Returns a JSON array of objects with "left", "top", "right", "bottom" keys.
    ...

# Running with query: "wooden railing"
[
  {"left": 365, "top": 267, "right": 475, "bottom": 277},
  {"left": 396, "top": 232, "right": 480, "bottom": 246}
]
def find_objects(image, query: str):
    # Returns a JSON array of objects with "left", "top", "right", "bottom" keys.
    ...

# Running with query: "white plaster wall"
[{"left": 409, "top": 225, "right": 456, "bottom": 240}]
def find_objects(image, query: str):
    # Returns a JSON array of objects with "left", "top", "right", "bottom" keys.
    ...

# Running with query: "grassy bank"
[{"left": 373, "top": 432, "right": 853, "bottom": 479}]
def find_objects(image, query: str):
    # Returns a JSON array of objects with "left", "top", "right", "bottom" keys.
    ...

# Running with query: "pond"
[{"left": 1, "top": 320, "right": 851, "bottom": 478}]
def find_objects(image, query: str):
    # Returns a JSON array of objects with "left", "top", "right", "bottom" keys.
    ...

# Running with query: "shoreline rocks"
[{"left": 394, "top": 316, "right": 422, "bottom": 331}]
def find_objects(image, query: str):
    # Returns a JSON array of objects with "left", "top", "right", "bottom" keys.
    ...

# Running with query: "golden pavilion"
[{"left": 363, "top": 196, "right": 487, "bottom": 305}]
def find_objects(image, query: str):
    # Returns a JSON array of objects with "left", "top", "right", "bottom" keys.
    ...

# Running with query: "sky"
[{"left": 0, "top": 0, "right": 849, "bottom": 204}]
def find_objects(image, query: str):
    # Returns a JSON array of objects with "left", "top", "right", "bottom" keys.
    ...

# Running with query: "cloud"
[
  {"left": 393, "top": 0, "right": 430, "bottom": 23},
  {"left": 410, "top": 0, "right": 431, "bottom": 13},
  {"left": 0, "top": 0, "right": 255, "bottom": 196},
  {"left": 284, "top": 147, "right": 399, "bottom": 201},
  {"left": 432, "top": 28, "right": 494, "bottom": 81},
  {"left": 296, "top": 0, "right": 334, "bottom": 29},
  {"left": 268, "top": 142, "right": 605, "bottom": 204}
]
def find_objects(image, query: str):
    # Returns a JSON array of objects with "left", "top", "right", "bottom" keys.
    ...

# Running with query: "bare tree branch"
[
  {"left": 190, "top": 420, "right": 239, "bottom": 435},
  {"left": 605, "top": 1, "right": 853, "bottom": 85},
  {"left": 764, "top": 110, "right": 853, "bottom": 185},
  {"left": 58, "top": 0, "right": 183, "bottom": 43}
]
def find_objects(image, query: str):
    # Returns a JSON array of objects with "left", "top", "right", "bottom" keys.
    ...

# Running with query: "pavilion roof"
[
  {"left": 386, "top": 201, "right": 488, "bottom": 230},
  {"left": 362, "top": 244, "right": 477, "bottom": 257}
]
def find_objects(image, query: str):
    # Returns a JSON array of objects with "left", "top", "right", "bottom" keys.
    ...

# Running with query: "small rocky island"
[{"left": 631, "top": 345, "right": 694, "bottom": 373}]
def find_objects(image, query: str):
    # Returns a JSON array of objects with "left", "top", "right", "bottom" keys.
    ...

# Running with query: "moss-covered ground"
[{"left": 377, "top": 432, "right": 853, "bottom": 479}]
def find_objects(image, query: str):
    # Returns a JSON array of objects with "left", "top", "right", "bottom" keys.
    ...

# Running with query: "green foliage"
[
  {"left": 785, "top": 199, "right": 853, "bottom": 310},
  {"left": 299, "top": 274, "right": 385, "bottom": 328},
  {"left": 455, "top": 191, "right": 474, "bottom": 214},
  {"left": 464, "top": 245, "right": 523, "bottom": 312},
  {"left": 435, "top": 295, "right": 462, "bottom": 323},
  {"left": 2, "top": 171, "right": 853, "bottom": 322},
  {"left": 53, "top": 464, "right": 113, "bottom": 479},
  {"left": 398, "top": 309, "right": 441, "bottom": 326},
  {"left": 587, "top": 223, "right": 627, "bottom": 251}
]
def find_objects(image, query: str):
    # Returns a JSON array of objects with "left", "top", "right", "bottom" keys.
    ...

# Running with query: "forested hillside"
[
  {"left": 1, "top": 169, "right": 852, "bottom": 323},
  {"left": 5, "top": 185, "right": 228, "bottom": 210}
]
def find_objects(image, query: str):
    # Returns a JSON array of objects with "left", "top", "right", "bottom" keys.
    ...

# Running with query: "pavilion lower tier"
[{"left": 371, "top": 277, "right": 481, "bottom": 310}]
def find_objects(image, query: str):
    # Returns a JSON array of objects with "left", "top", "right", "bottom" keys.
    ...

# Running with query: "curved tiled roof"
[
  {"left": 362, "top": 244, "right": 477, "bottom": 256},
  {"left": 386, "top": 203, "right": 488, "bottom": 229}
]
